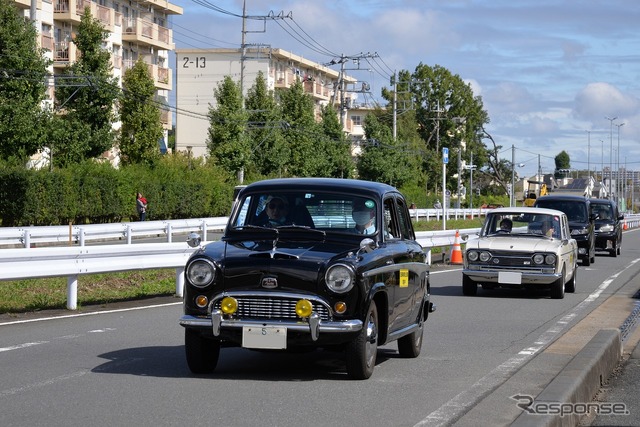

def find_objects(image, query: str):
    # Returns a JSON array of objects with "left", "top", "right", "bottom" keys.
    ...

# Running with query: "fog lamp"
[
  {"left": 220, "top": 297, "right": 238, "bottom": 314},
  {"left": 334, "top": 302, "right": 347, "bottom": 314},
  {"left": 296, "top": 299, "right": 313, "bottom": 318},
  {"left": 195, "top": 295, "right": 208, "bottom": 308}
]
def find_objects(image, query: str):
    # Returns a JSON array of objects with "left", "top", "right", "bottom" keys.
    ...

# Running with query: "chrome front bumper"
[
  {"left": 463, "top": 269, "right": 561, "bottom": 285},
  {"left": 180, "top": 310, "right": 363, "bottom": 341}
]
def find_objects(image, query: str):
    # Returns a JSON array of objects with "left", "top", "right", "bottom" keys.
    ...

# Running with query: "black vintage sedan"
[{"left": 179, "top": 178, "right": 435, "bottom": 379}]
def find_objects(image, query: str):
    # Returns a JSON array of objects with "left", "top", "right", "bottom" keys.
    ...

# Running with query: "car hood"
[
  {"left": 210, "top": 238, "right": 359, "bottom": 293},
  {"left": 468, "top": 236, "right": 559, "bottom": 252}
]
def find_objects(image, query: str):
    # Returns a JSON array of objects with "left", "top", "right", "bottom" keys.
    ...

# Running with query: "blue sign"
[{"left": 442, "top": 147, "right": 449, "bottom": 164}]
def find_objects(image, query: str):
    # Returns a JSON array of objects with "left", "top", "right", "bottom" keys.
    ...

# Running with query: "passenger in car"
[
  {"left": 262, "top": 195, "right": 291, "bottom": 227},
  {"left": 351, "top": 199, "right": 376, "bottom": 234}
]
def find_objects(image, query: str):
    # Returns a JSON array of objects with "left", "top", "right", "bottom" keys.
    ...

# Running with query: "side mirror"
[
  {"left": 358, "top": 238, "right": 376, "bottom": 254},
  {"left": 187, "top": 232, "right": 201, "bottom": 248}
]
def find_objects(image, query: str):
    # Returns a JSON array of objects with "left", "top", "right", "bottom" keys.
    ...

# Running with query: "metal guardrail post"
[
  {"left": 67, "top": 275, "right": 78, "bottom": 310},
  {"left": 201, "top": 220, "right": 208, "bottom": 242},
  {"left": 126, "top": 225, "right": 132, "bottom": 244},
  {"left": 79, "top": 228, "right": 85, "bottom": 247},
  {"left": 166, "top": 223, "right": 172, "bottom": 243},
  {"left": 175, "top": 266, "right": 184, "bottom": 297},
  {"left": 24, "top": 231, "right": 30, "bottom": 249}
]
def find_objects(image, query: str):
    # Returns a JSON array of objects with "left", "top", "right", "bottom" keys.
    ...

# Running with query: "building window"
[{"left": 351, "top": 115, "right": 362, "bottom": 126}]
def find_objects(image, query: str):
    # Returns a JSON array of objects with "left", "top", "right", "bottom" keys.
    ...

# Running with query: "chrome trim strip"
[{"left": 362, "top": 262, "right": 429, "bottom": 278}]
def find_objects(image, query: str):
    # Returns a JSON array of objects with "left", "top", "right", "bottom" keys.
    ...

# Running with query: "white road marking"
[
  {"left": 0, "top": 371, "right": 87, "bottom": 397},
  {"left": 0, "top": 301, "right": 182, "bottom": 327},
  {"left": 0, "top": 341, "right": 49, "bottom": 353},
  {"left": 414, "top": 258, "right": 640, "bottom": 427}
]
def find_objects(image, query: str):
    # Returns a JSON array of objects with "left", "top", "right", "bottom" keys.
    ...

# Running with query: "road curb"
[{"left": 511, "top": 328, "right": 622, "bottom": 427}]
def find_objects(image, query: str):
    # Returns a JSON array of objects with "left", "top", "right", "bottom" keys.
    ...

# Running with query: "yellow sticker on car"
[{"left": 400, "top": 269, "right": 409, "bottom": 288}]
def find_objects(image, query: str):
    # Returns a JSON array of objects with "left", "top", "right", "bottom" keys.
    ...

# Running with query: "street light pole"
[
  {"left": 615, "top": 122, "right": 625, "bottom": 205},
  {"left": 605, "top": 116, "right": 617, "bottom": 199}
]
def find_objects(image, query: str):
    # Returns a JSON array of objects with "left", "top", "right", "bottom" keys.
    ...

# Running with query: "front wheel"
[
  {"left": 185, "top": 329, "right": 220, "bottom": 374},
  {"left": 346, "top": 302, "right": 378, "bottom": 380},
  {"left": 565, "top": 264, "right": 576, "bottom": 293},
  {"left": 463, "top": 275, "right": 478, "bottom": 296},
  {"left": 550, "top": 267, "right": 566, "bottom": 299}
]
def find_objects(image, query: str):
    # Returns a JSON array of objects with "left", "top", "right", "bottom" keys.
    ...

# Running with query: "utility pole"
[
  {"left": 236, "top": 2, "right": 291, "bottom": 184},
  {"left": 392, "top": 71, "right": 397, "bottom": 141},
  {"left": 605, "top": 116, "right": 617, "bottom": 199}
]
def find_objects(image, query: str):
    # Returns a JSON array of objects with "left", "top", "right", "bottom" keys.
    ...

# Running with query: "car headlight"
[
  {"left": 533, "top": 254, "right": 545, "bottom": 265},
  {"left": 600, "top": 224, "right": 614, "bottom": 232},
  {"left": 545, "top": 254, "right": 557, "bottom": 265},
  {"left": 467, "top": 251, "right": 479, "bottom": 262},
  {"left": 186, "top": 259, "right": 216, "bottom": 288},
  {"left": 479, "top": 251, "right": 491, "bottom": 262},
  {"left": 325, "top": 264, "right": 355, "bottom": 293},
  {"left": 571, "top": 227, "right": 589, "bottom": 236}
]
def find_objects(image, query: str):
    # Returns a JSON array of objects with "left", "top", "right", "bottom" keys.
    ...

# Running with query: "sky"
[{"left": 168, "top": 0, "right": 640, "bottom": 178}]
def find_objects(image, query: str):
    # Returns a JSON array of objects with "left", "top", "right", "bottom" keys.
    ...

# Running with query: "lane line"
[
  {"left": 0, "top": 301, "right": 182, "bottom": 327},
  {"left": 0, "top": 341, "right": 49, "bottom": 353},
  {"left": 414, "top": 257, "right": 640, "bottom": 427},
  {"left": 0, "top": 371, "right": 87, "bottom": 397}
]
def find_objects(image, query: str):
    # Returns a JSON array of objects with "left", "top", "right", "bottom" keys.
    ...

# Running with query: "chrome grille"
[
  {"left": 214, "top": 296, "right": 331, "bottom": 321},
  {"left": 469, "top": 251, "right": 555, "bottom": 272}
]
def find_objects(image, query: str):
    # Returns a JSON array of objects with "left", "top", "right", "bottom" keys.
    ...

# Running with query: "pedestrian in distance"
[{"left": 136, "top": 192, "right": 148, "bottom": 221}]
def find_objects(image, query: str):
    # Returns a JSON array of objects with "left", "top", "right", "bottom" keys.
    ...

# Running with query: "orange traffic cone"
[
  {"left": 450, "top": 230, "right": 463, "bottom": 265},
  {"left": 623, "top": 219, "right": 628, "bottom": 230}
]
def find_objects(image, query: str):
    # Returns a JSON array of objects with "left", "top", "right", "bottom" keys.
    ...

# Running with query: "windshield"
[
  {"left": 535, "top": 200, "right": 587, "bottom": 222},
  {"left": 482, "top": 212, "right": 561, "bottom": 239},
  {"left": 231, "top": 191, "right": 378, "bottom": 235}
]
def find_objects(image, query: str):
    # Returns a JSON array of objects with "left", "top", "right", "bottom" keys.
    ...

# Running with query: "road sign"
[{"left": 442, "top": 147, "right": 449, "bottom": 164}]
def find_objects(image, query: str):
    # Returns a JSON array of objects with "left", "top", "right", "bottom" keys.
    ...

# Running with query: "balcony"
[
  {"left": 54, "top": 0, "right": 114, "bottom": 31},
  {"left": 53, "top": 41, "right": 79, "bottom": 66},
  {"left": 122, "top": 59, "right": 172, "bottom": 91},
  {"left": 123, "top": 18, "right": 173, "bottom": 51},
  {"left": 136, "top": 0, "right": 183, "bottom": 15}
]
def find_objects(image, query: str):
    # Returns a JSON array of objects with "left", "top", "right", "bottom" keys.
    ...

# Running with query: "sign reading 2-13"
[{"left": 182, "top": 57, "right": 206, "bottom": 68}]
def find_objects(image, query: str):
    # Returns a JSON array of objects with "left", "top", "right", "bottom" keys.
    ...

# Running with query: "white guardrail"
[{"left": 3, "top": 212, "right": 638, "bottom": 311}]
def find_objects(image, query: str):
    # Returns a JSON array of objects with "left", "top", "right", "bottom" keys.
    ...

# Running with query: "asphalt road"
[{"left": 1, "top": 230, "right": 639, "bottom": 427}]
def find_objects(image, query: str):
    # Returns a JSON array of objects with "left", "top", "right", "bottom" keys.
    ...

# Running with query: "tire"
[
  {"left": 565, "top": 264, "right": 576, "bottom": 293},
  {"left": 462, "top": 275, "right": 478, "bottom": 296},
  {"left": 583, "top": 253, "right": 591, "bottom": 266},
  {"left": 185, "top": 329, "right": 220, "bottom": 374},
  {"left": 397, "top": 309, "right": 424, "bottom": 358},
  {"left": 611, "top": 239, "right": 618, "bottom": 257},
  {"left": 346, "top": 302, "right": 378, "bottom": 380},
  {"left": 550, "top": 267, "right": 565, "bottom": 299}
]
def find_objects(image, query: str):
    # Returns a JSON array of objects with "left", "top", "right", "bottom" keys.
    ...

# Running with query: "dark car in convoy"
[
  {"left": 179, "top": 178, "right": 435, "bottom": 379},
  {"left": 589, "top": 198, "right": 623, "bottom": 257},
  {"left": 534, "top": 195, "right": 595, "bottom": 266}
]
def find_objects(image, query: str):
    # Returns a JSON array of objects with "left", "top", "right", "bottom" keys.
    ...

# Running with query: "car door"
[{"left": 384, "top": 196, "right": 426, "bottom": 332}]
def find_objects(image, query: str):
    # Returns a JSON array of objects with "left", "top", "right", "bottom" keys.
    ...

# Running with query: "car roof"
[
  {"left": 240, "top": 178, "right": 400, "bottom": 199},
  {"left": 588, "top": 198, "right": 616, "bottom": 206},
  {"left": 486, "top": 207, "right": 566, "bottom": 217},
  {"left": 535, "top": 194, "right": 590, "bottom": 203}
]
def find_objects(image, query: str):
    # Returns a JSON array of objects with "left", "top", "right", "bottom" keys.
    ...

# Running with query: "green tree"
[
  {"left": 119, "top": 59, "right": 163, "bottom": 166},
  {"left": 245, "top": 71, "right": 288, "bottom": 177},
  {"left": 320, "top": 104, "right": 354, "bottom": 178},
  {"left": 53, "top": 8, "right": 119, "bottom": 165},
  {"left": 357, "top": 113, "right": 413, "bottom": 187},
  {"left": 278, "top": 79, "right": 320, "bottom": 176},
  {"left": 554, "top": 150, "right": 571, "bottom": 179},
  {"left": 0, "top": 0, "right": 51, "bottom": 162},
  {"left": 206, "top": 76, "right": 250, "bottom": 180}
]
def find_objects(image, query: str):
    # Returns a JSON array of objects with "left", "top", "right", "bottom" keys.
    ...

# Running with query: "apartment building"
[
  {"left": 13, "top": 0, "right": 182, "bottom": 157},
  {"left": 175, "top": 47, "right": 366, "bottom": 158}
]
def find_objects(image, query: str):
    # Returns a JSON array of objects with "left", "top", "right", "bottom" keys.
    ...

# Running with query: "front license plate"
[
  {"left": 498, "top": 271, "right": 522, "bottom": 284},
  {"left": 242, "top": 326, "right": 287, "bottom": 349}
]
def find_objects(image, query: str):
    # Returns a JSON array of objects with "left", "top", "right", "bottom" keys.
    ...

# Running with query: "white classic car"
[{"left": 462, "top": 207, "right": 578, "bottom": 299}]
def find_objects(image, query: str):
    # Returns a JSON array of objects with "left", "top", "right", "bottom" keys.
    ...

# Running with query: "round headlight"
[
  {"left": 479, "top": 251, "right": 491, "bottom": 262},
  {"left": 533, "top": 254, "right": 545, "bottom": 265},
  {"left": 325, "top": 264, "right": 355, "bottom": 294},
  {"left": 600, "top": 224, "right": 614, "bottom": 232},
  {"left": 186, "top": 259, "right": 216, "bottom": 288},
  {"left": 467, "top": 251, "right": 479, "bottom": 262},
  {"left": 545, "top": 254, "right": 557, "bottom": 265}
]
